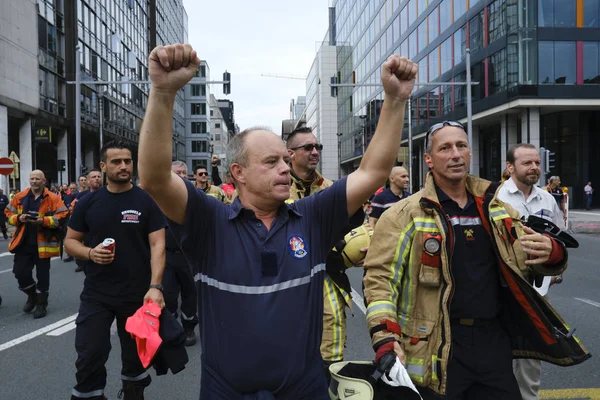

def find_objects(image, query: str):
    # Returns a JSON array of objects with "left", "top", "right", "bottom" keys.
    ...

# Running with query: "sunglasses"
[
  {"left": 289, "top": 143, "right": 324, "bottom": 152},
  {"left": 425, "top": 121, "right": 465, "bottom": 150},
  {"left": 197, "top": 172, "right": 208, "bottom": 176}
]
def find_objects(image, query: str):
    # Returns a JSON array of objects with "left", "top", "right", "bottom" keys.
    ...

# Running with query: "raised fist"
[
  {"left": 381, "top": 55, "right": 418, "bottom": 101},
  {"left": 148, "top": 44, "right": 201, "bottom": 94}
]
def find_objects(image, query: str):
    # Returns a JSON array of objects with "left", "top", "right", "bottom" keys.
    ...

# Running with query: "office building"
[
  {"left": 331, "top": 0, "right": 600, "bottom": 207},
  {"left": 184, "top": 61, "right": 211, "bottom": 174}
]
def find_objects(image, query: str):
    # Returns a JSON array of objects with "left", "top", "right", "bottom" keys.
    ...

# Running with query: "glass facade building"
[{"left": 332, "top": 0, "right": 600, "bottom": 207}]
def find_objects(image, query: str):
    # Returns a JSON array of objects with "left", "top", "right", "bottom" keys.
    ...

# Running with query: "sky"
[{"left": 181, "top": 0, "right": 331, "bottom": 136}]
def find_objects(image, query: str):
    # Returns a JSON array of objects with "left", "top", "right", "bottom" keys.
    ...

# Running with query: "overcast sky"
[{"left": 181, "top": 0, "right": 330, "bottom": 136}]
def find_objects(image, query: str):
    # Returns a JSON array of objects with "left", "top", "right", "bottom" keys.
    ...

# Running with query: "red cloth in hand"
[{"left": 125, "top": 300, "right": 163, "bottom": 368}]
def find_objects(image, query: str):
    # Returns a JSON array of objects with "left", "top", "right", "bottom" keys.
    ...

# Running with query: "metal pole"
[
  {"left": 75, "top": 48, "right": 82, "bottom": 179},
  {"left": 98, "top": 90, "right": 104, "bottom": 151},
  {"left": 466, "top": 48, "right": 474, "bottom": 173},
  {"left": 407, "top": 96, "right": 413, "bottom": 193}
]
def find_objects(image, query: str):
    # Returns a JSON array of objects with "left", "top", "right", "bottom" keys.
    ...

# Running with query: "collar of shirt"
[
  {"left": 504, "top": 177, "right": 543, "bottom": 204},
  {"left": 434, "top": 183, "right": 475, "bottom": 210},
  {"left": 228, "top": 197, "right": 303, "bottom": 220}
]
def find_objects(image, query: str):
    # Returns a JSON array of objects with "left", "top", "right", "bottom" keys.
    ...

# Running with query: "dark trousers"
[
  {"left": 419, "top": 320, "right": 521, "bottom": 400},
  {"left": 164, "top": 251, "right": 198, "bottom": 332},
  {"left": 71, "top": 296, "right": 151, "bottom": 400},
  {"left": 586, "top": 193, "right": 593, "bottom": 210},
  {"left": 13, "top": 252, "right": 51, "bottom": 292},
  {"left": 0, "top": 213, "right": 7, "bottom": 236}
]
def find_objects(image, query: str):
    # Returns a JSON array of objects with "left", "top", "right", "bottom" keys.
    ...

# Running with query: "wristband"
[{"left": 88, "top": 248, "right": 92, "bottom": 260}]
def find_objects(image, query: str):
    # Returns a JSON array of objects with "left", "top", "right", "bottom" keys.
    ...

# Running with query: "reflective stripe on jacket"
[
  {"left": 364, "top": 172, "right": 590, "bottom": 395},
  {"left": 4, "top": 187, "right": 69, "bottom": 258}
]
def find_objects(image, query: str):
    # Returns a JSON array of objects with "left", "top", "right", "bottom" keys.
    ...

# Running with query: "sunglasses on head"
[
  {"left": 197, "top": 172, "right": 208, "bottom": 176},
  {"left": 425, "top": 121, "right": 465, "bottom": 150},
  {"left": 289, "top": 143, "right": 324, "bottom": 152}
]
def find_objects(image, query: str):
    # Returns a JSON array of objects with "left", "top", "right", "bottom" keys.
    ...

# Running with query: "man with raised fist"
[{"left": 138, "top": 43, "right": 417, "bottom": 399}]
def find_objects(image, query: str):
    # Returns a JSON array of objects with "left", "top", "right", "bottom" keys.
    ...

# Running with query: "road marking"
[
  {"left": 569, "top": 211, "right": 600, "bottom": 217},
  {"left": 575, "top": 297, "right": 600, "bottom": 309},
  {"left": 0, "top": 268, "right": 11, "bottom": 275},
  {"left": 351, "top": 287, "right": 366, "bottom": 315},
  {"left": 0, "top": 252, "right": 12, "bottom": 258},
  {"left": 540, "top": 388, "right": 600, "bottom": 399},
  {"left": 46, "top": 321, "right": 77, "bottom": 336},
  {"left": 0, "top": 314, "right": 78, "bottom": 352}
]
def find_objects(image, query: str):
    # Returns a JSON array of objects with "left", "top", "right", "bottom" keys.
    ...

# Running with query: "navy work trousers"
[
  {"left": 13, "top": 252, "right": 51, "bottom": 292},
  {"left": 71, "top": 296, "right": 151, "bottom": 400},
  {"left": 163, "top": 251, "right": 198, "bottom": 332},
  {"left": 419, "top": 320, "right": 521, "bottom": 400}
]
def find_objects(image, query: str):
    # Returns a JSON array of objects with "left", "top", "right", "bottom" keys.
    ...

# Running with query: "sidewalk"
[{"left": 567, "top": 210, "right": 600, "bottom": 234}]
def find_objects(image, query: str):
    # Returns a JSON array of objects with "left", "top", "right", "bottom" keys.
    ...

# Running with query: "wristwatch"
[
  {"left": 555, "top": 276, "right": 563, "bottom": 284},
  {"left": 149, "top": 284, "right": 164, "bottom": 292}
]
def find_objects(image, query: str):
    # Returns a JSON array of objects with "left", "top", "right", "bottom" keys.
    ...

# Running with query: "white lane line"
[
  {"left": 0, "top": 314, "right": 78, "bottom": 352},
  {"left": 569, "top": 211, "right": 600, "bottom": 216},
  {"left": 0, "top": 252, "right": 12, "bottom": 258},
  {"left": 46, "top": 321, "right": 77, "bottom": 336},
  {"left": 352, "top": 287, "right": 367, "bottom": 315},
  {"left": 0, "top": 269, "right": 11, "bottom": 275},
  {"left": 575, "top": 297, "right": 600, "bottom": 309}
]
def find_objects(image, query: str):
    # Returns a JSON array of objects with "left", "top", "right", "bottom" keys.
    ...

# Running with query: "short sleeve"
[
  {"left": 369, "top": 192, "right": 386, "bottom": 218},
  {"left": 68, "top": 195, "right": 89, "bottom": 233},
  {"left": 167, "top": 178, "right": 220, "bottom": 253},
  {"left": 298, "top": 177, "right": 349, "bottom": 252}
]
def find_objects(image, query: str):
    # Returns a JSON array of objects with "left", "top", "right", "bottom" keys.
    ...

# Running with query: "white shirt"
[
  {"left": 497, "top": 177, "right": 563, "bottom": 226},
  {"left": 585, "top": 184, "right": 593, "bottom": 195}
]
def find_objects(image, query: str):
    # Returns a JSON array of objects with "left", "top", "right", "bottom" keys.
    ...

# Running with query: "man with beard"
[
  {"left": 193, "top": 166, "right": 229, "bottom": 203},
  {"left": 497, "top": 143, "right": 564, "bottom": 400},
  {"left": 4, "top": 170, "right": 68, "bottom": 318},
  {"left": 65, "top": 141, "right": 166, "bottom": 400}
]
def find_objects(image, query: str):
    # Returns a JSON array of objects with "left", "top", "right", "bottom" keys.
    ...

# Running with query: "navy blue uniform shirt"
[
  {"left": 69, "top": 186, "right": 166, "bottom": 302},
  {"left": 169, "top": 177, "right": 349, "bottom": 398},
  {"left": 435, "top": 185, "right": 500, "bottom": 320},
  {"left": 370, "top": 188, "right": 411, "bottom": 219}
]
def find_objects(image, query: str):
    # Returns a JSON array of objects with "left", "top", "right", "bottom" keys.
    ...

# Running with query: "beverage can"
[{"left": 102, "top": 238, "right": 116, "bottom": 253}]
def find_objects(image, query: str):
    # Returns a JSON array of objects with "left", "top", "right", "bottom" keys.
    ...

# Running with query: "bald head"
[
  {"left": 29, "top": 170, "right": 47, "bottom": 194},
  {"left": 389, "top": 166, "right": 409, "bottom": 192}
]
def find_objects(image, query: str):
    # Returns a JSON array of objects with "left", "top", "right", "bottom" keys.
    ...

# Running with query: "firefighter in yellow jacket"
[
  {"left": 193, "top": 166, "right": 231, "bottom": 204},
  {"left": 363, "top": 122, "right": 589, "bottom": 399},
  {"left": 286, "top": 127, "right": 367, "bottom": 381},
  {"left": 4, "top": 170, "right": 69, "bottom": 319}
]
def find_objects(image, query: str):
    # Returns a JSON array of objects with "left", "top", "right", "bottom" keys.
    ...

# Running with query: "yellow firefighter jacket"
[{"left": 364, "top": 173, "right": 590, "bottom": 395}]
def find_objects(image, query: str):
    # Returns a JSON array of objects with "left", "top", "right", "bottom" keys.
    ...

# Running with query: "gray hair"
[
  {"left": 226, "top": 126, "right": 273, "bottom": 169},
  {"left": 171, "top": 160, "right": 187, "bottom": 171}
]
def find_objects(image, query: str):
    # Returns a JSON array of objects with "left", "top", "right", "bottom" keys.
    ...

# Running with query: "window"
[
  {"left": 191, "top": 121, "right": 206, "bottom": 133},
  {"left": 538, "top": 0, "right": 576, "bottom": 27},
  {"left": 441, "top": 37, "right": 452, "bottom": 73},
  {"left": 489, "top": 48, "right": 507, "bottom": 94},
  {"left": 454, "top": 71, "right": 467, "bottom": 107},
  {"left": 469, "top": 12, "right": 484, "bottom": 53},
  {"left": 418, "top": 0, "right": 427, "bottom": 16},
  {"left": 429, "top": 49, "right": 439, "bottom": 81},
  {"left": 210, "top": 110, "right": 214, "bottom": 117},
  {"left": 191, "top": 84, "right": 205, "bottom": 96},
  {"left": 408, "top": 0, "right": 417, "bottom": 26},
  {"left": 428, "top": 9, "right": 439, "bottom": 45},
  {"left": 418, "top": 21, "right": 427, "bottom": 53},
  {"left": 454, "top": 0, "right": 466, "bottom": 20},
  {"left": 489, "top": 0, "right": 506, "bottom": 43},
  {"left": 538, "top": 41, "right": 576, "bottom": 84},
  {"left": 453, "top": 26, "right": 467, "bottom": 64},
  {"left": 440, "top": 0, "right": 451, "bottom": 33},
  {"left": 409, "top": 31, "right": 417, "bottom": 59},
  {"left": 401, "top": 6, "right": 408, "bottom": 34},
  {"left": 583, "top": 42, "right": 600, "bottom": 83},
  {"left": 192, "top": 159, "right": 208, "bottom": 171},
  {"left": 584, "top": 0, "right": 600, "bottom": 27},
  {"left": 191, "top": 140, "right": 208, "bottom": 153},
  {"left": 195, "top": 65, "right": 206, "bottom": 78},
  {"left": 214, "top": 134, "right": 221, "bottom": 141},
  {"left": 191, "top": 103, "right": 205, "bottom": 115}
]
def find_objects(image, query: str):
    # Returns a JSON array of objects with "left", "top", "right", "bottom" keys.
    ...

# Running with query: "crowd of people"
[{"left": 0, "top": 43, "right": 591, "bottom": 400}]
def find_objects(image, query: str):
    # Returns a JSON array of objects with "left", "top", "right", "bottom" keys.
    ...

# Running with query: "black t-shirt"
[
  {"left": 68, "top": 186, "right": 166, "bottom": 301},
  {"left": 436, "top": 186, "right": 500, "bottom": 320},
  {"left": 76, "top": 189, "right": 90, "bottom": 200}
]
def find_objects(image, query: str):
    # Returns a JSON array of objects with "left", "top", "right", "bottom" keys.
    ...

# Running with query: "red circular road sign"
[{"left": 0, "top": 157, "right": 14, "bottom": 176}]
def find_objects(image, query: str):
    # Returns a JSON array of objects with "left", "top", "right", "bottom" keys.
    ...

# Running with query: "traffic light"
[
  {"left": 547, "top": 149, "right": 556, "bottom": 170},
  {"left": 330, "top": 76, "right": 338, "bottom": 97},
  {"left": 223, "top": 71, "right": 231, "bottom": 95},
  {"left": 81, "top": 165, "right": 89, "bottom": 175}
]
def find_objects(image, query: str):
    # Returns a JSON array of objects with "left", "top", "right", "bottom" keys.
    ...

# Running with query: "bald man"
[
  {"left": 4, "top": 170, "right": 68, "bottom": 318},
  {"left": 369, "top": 166, "right": 411, "bottom": 227}
]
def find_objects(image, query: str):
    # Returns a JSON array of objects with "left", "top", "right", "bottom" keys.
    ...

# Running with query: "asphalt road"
[{"left": 0, "top": 234, "right": 599, "bottom": 400}]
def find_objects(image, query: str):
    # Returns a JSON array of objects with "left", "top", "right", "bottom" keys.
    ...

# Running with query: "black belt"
[
  {"left": 166, "top": 248, "right": 183, "bottom": 254},
  {"left": 451, "top": 318, "right": 498, "bottom": 327}
]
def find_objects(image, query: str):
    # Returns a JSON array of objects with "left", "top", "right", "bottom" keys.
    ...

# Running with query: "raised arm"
[
  {"left": 345, "top": 56, "right": 417, "bottom": 216},
  {"left": 138, "top": 44, "right": 201, "bottom": 224}
]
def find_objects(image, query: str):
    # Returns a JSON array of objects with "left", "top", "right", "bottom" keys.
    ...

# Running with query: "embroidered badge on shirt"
[
  {"left": 121, "top": 210, "right": 141, "bottom": 224},
  {"left": 464, "top": 228, "right": 475, "bottom": 241},
  {"left": 288, "top": 235, "right": 308, "bottom": 259}
]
